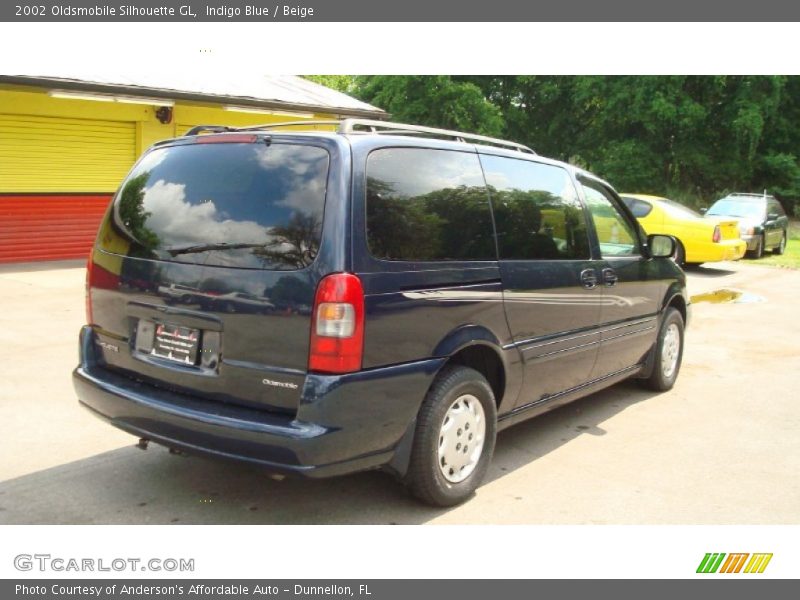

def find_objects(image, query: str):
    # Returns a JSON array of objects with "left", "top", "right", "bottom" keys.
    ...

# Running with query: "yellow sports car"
[{"left": 621, "top": 194, "right": 747, "bottom": 265}]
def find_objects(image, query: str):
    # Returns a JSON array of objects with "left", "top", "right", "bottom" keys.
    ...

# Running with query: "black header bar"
[{"left": 3, "top": 0, "right": 800, "bottom": 22}]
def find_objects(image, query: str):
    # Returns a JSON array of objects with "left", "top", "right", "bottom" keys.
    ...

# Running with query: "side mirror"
[
  {"left": 768, "top": 212, "right": 779, "bottom": 221},
  {"left": 699, "top": 207, "right": 708, "bottom": 215},
  {"left": 647, "top": 234, "right": 676, "bottom": 258}
]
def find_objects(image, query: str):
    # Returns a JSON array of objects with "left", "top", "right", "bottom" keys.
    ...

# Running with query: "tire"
[
  {"left": 749, "top": 234, "right": 765, "bottom": 259},
  {"left": 673, "top": 240, "right": 686, "bottom": 267},
  {"left": 639, "top": 307, "right": 685, "bottom": 392},
  {"left": 774, "top": 231, "right": 787, "bottom": 255},
  {"left": 404, "top": 366, "right": 497, "bottom": 507}
]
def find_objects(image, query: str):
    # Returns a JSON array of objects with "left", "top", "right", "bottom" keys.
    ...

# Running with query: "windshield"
[
  {"left": 100, "top": 141, "right": 330, "bottom": 269},
  {"left": 707, "top": 198, "right": 765, "bottom": 219}
]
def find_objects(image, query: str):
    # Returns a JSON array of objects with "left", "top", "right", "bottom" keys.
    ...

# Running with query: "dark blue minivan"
[{"left": 73, "top": 119, "right": 689, "bottom": 506}]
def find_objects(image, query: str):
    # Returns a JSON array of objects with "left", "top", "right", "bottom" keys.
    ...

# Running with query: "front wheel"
[
  {"left": 404, "top": 366, "right": 497, "bottom": 507},
  {"left": 640, "top": 307, "right": 685, "bottom": 392}
]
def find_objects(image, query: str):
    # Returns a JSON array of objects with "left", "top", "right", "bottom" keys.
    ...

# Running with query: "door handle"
[
  {"left": 580, "top": 268, "right": 598, "bottom": 289},
  {"left": 602, "top": 268, "right": 618, "bottom": 286}
]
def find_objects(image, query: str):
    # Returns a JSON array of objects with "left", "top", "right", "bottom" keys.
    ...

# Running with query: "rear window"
[
  {"left": 101, "top": 142, "right": 329, "bottom": 269},
  {"left": 657, "top": 197, "right": 702, "bottom": 219},
  {"left": 621, "top": 196, "right": 654, "bottom": 218},
  {"left": 366, "top": 148, "right": 495, "bottom": 261}
]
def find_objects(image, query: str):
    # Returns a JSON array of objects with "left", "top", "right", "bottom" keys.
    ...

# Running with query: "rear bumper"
[
  {"left": 688, "top": 239, "right": 747, "bottom": 263},
  {"left": 73, "top": 326, "right": 444, "bottom": 478},
  {"left": 722, "top": 239, "right": 747, "bottom": 261}
]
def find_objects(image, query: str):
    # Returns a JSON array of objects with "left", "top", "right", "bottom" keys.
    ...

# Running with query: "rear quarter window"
[
  {"left": 100, "top": 141, "right": 330, "bottom": 270},
  {"left": 365, "top": 148, "right": 495, "bottom": 261}
]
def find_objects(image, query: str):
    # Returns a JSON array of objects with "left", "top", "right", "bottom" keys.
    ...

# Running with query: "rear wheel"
[
  {"left": 640, "top": 307, "right": 684, "bottom": 392},
  {"left": 774, "top": 231, "right": 787, "bottom": 255},
  {"left": 673, "top": 240, "right": 686, "bottom": 267},
  {"left": 404, "top": 366, "right": 497, "bottom": 507},
  {"left": 750, "top": 234, "right": 765, "bottom": 259}
]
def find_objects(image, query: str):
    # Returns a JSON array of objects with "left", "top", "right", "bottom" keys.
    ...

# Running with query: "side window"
[
  {"left": 769, "top": 200, "right": 785, "bottom": 217},
  {"left": 581, "top": 182, "right": 641, "bottom": 257},
  {"left": 366, "top": 148, "right": 495, "bottom": 261},
  {"left": 481, "top": 155, "right": 590, "bottom": 260}
]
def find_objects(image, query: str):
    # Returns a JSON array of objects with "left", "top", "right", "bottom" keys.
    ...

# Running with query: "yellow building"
[{"left": 0, "top": 73, "right": 385, "bottom": 263}]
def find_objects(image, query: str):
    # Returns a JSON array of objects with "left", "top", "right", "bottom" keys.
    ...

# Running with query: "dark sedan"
[{"left": 703, "top": 193, "right": 789, "bottom": 258}]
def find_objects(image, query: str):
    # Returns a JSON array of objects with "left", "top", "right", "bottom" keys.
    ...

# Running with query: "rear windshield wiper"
[{"left": 166, "top": 242, "right": 266, "bottom": 257}]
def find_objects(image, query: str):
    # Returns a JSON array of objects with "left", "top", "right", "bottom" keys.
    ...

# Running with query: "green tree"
[
  {"left": 352, "top": 75, "right": 504, "bottom": 136},
  {"left": 309, "top": 75, "right": 800, "bottom": 213},
  {"left": 116, "top": 171, "right": 159, "bottom": 252},
  {"left": 254, "top": 213, "right": 321, "bottom": 269},
  {"left": 304, "top": 75, "right": 359, "bottom": 95}
]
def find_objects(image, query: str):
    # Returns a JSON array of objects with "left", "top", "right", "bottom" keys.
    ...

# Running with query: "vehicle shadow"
[
  {"left": 684, "top": 264, "right": 737, "bottom": 277},
  {"left": 0, "top": 381, "right": 656, "bottom": 525}
]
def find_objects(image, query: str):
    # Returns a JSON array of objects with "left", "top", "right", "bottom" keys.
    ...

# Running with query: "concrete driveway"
[{"left": 1, "top": 259, "right": 798, "bottom": 524}]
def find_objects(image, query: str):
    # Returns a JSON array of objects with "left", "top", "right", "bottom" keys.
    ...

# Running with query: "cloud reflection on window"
[{"left": 103, "top": 142, "right": 330, "bottom": 270}]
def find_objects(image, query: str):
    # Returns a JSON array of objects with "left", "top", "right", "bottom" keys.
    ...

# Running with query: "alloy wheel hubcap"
[
  {"left": 661, "top": 323, "right": 681, "bottom": 379},
  {"left": 438, "top": 394, "right": 486, "bottom": 483}
]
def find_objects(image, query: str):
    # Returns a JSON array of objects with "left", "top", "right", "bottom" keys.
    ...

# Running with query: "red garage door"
[{"left": 0, "top": 194, "right": 111, "bottom": 263}]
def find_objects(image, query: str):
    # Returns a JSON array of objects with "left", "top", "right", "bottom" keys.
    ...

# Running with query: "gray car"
[{"left": 703, "top": 193, "right": 789, "bottom": 258}]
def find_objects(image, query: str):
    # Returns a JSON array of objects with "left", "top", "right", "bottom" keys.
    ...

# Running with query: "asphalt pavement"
[{"left": 1, "top": 259, "right": 798, "bottom": 524}]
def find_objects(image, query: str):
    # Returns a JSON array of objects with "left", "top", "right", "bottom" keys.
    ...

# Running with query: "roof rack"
[
  {"left": 339, "top": 119, "right": 536, "bottom": 154},
  {"left": 726, "top": 192, "right": 773, "bottom": 198},
  {"left": 188, "top": 119, "right": 536, "bottom": 154}
]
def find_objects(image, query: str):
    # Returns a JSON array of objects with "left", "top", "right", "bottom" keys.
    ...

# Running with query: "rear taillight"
[
  {"left": 308, "top": 273, "right": 364, "bottom": 374},
  {"left": 712, "top": 225, "right": 721, "bottom": 243},
  {"left": 85, "top": 250, "right": 94, "bottom": 324}
]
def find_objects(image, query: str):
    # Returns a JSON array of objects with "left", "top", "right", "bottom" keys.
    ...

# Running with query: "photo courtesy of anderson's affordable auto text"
[
  {"left": 1, "top": 1, "right": 799, "bottom": 596},
  {"left": 15, "top": 583, "right": 375, "bottom": 597}
]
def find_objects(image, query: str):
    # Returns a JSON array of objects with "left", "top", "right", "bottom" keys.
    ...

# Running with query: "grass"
[{"left": 750, "top": 219, "right": 800, "bottom": 269}]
